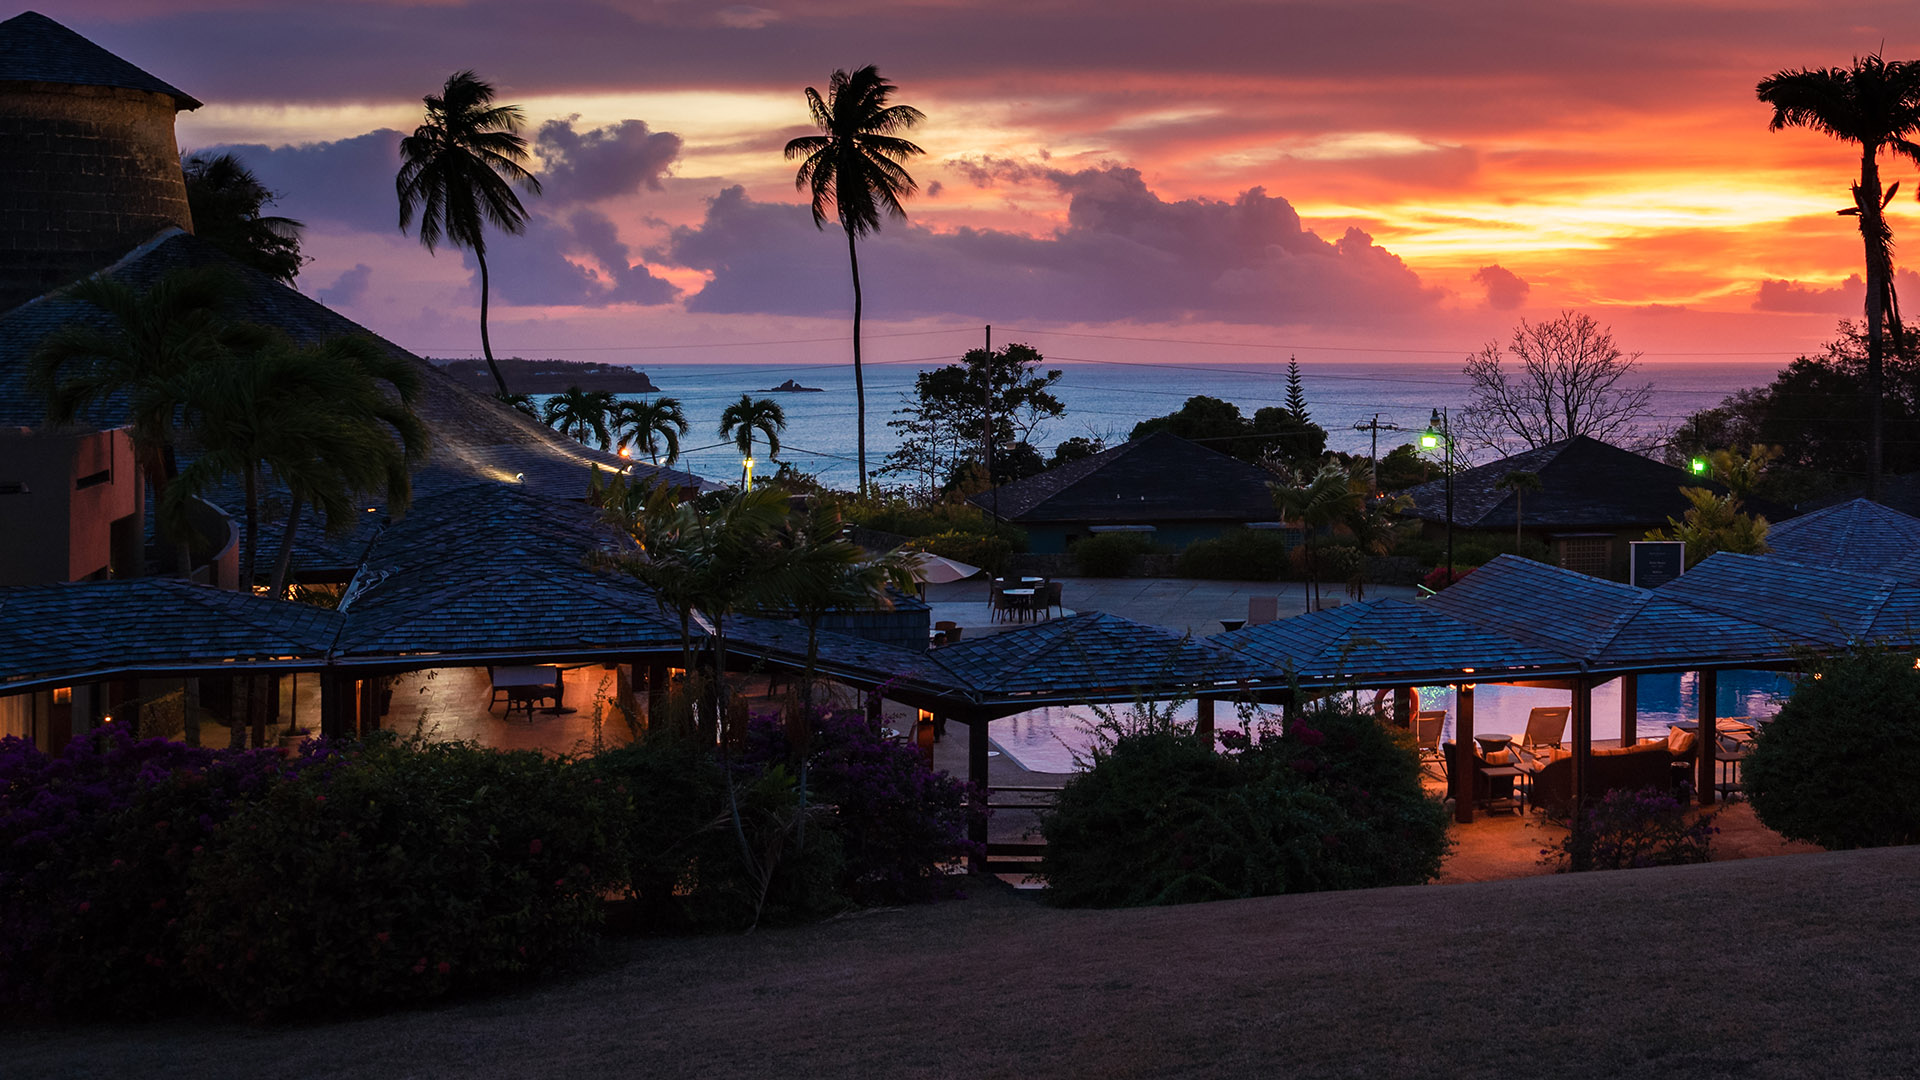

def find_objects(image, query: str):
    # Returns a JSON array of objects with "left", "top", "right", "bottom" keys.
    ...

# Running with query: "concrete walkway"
[{"left": 925, "top": 576, "right": 1417, "bottom": 639}]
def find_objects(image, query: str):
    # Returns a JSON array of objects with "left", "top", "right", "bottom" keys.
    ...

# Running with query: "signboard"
[{"left": 1630, "top": 540, "right": 1687, "bottom": 589}]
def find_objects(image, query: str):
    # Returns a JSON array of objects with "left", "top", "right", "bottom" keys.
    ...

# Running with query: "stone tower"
[{"left": 0, "top": 11, "right": 200, "bottom": 313}]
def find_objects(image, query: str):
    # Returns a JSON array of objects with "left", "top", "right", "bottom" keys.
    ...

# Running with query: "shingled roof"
[
  {"left": 0, "top": 577, "right": 341, "bottom": 689},
  {"left": 332, "top": 484, "right": 685, "bottom": 661},
  {"left": 1400, "top": 436, "right": 1727, "bottom": 531},
  {"left": 1764, "top": 498, "right": 1920, "bottom": 576},
  {"left": 0, "top": 11, "right": 200, "bottom": 108},
  {"left": 1219, "top": 598, "right": 1574, "bottom": 681},
  {"left": 932, "top": 611, "right": 1266, "bottom": 700},
  {"left": 969, "top": 431, "right": 1277, "bottom": 524},
  {"left": 0, "top": 230, "right": 715, "bottom": 575}
]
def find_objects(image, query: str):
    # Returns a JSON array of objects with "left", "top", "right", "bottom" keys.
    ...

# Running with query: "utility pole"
[
  {"left": 1351, "top": 413, "right": 1402, "bottom": 496},
  {"left": 984, "top": 324, "right": 997, "bottom": 522}
]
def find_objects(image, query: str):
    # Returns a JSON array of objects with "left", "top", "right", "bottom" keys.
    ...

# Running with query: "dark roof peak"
[
  {"left": 971, "top": 431, "right": 1279, "bottom": 524},
  {"left": 0, "top": 11, "right": 200, "bottom": 109}
]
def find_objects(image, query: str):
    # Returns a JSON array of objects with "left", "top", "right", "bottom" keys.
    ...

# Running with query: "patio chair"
[
  {"left": 1521, "top": 706, "right": 1570, "bottom": 749},
  {"left": 1248, "top": 595, "right": 1279, "bottom": 626},
  {"left": 1045, "top": 580, "right": 1064, "bottom": 619},
  {"left": 486, "top": 665, "right": 509, "bottom": 710},
  {"left": 1415, "top": 710, "right": 1447, "bottom": 779}
]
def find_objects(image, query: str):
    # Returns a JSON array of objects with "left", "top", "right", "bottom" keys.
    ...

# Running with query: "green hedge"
[
  {"left": 1039, "top": 706, "right": 1451, "bottom": 907},
  {"left": 1177, "top": 529, "right": 1292, "bottom": 580},
  {"left": 1074, "top": 532, "right": 1159, "bottom": 577},
  {"left": 903, "top": 531, "right": 1013, "bottom": 578}
]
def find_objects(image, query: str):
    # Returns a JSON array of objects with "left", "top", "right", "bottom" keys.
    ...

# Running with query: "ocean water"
[{"left": 623, "top": 359, "right": 1782, "bottom": 491}]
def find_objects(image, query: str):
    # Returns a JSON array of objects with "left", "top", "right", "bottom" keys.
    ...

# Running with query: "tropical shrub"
[
  {"left": 1747, "top": 648, "right": 1920, "bottom": 849},
  {"left": 1039, "top": 704, "right": 1450, "bottom": 907},
  {"left": 1542, "top": 787, "right": 1716, "bottom": 871},
  {"left": 749, "top": 710, "right": 981, "bottom": 905},
  {"left": 839, "top": 497, "right": 1027, "bottom": 549},
  {"left": 1074, "top": 531, "right": 1157, "bottom": 577},
  {"left": 0, "top": 732, "right": 293, "bottom": 1017},
  {"left": 1177, "top": 529, "right": 1292, "bottom": 581},
  {"left": 181, "top": 735, "right": 625, "bottom": 1018}
]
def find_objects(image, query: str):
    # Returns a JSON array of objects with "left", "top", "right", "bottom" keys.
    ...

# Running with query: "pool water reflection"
[{"left": 986, "top": 670, "right": 1797, "bottom": 775}]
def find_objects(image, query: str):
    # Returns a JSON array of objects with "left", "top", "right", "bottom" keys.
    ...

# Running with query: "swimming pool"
[{"left": 986, "top": 669, "right": 1797, "bottom": 774}]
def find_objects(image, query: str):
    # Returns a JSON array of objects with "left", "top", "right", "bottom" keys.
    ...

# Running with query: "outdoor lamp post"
[
  {"left": 1422, "top": 408, "right": 1455, "bottom": 580},
  {"left": 742, "top": 455, "right": 755, "bottom": 491}
]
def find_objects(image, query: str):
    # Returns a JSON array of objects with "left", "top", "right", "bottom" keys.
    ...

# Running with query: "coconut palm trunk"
[
  {"left": 268, "top": 501, "right": 302, "bottom": 598},
  {"left": 847, "top": 226, "right": 867, "bottom": 493},
  {"left": 1860, "top": 152, "right": 1888, "bottom": 500},
  {"left": 476, "top": 248, "right": 507, "bottom": 398}
]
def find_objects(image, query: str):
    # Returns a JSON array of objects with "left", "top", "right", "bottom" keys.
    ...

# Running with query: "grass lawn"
[{"left": 14, "top": 846, "right": 1920, "bottom": 1079}]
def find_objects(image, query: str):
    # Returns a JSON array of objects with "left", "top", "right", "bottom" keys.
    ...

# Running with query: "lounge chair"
[
  {"left": 1415, "top": 709, "right": 1447, "bottom": 779},
  {"left": 1521, "top": 706, "right": 1571, "bottom": 749}
]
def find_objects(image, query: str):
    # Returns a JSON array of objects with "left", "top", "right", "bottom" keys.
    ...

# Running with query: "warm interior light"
[{"left": 52, "top": 686, "right": 70, "bottom": 704}]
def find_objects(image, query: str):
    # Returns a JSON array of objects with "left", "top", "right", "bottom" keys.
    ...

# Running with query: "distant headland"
[
  {"left": 762, "top": 378, "right": 825, "bottom": 393},
  {"left": 433, "top": 358, "right": 660, "bottom": 394}
]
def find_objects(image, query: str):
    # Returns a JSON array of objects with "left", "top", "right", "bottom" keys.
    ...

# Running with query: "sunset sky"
[{"left": 57, "top": 0, "right": 1920, "bottom": 370}]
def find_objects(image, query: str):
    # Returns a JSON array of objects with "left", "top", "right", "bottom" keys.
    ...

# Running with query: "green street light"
[{"left": 1689, "top": 456, "right": 1710, "bottom": 476}]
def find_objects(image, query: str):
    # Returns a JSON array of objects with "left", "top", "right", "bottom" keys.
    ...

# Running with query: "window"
[{"left": 1557, "top": 536, "right": 1612, "bottom": 576}]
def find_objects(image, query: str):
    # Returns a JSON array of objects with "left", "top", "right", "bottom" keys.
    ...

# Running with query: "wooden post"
[
  {"left": 1454, "top": 684, "right": 1476, "bottom": 824},
  {"left": 318, "top": 672, "right": 349, "bottom": 739},
  {"left": 1696, "top": 669, "right": 1719, "bottom": 806},
  {"left": 967, "top": 713, "right": 990, "bottom": 874},
  {"left": 915, "top": 708, "right": 936, "bottom": 767},
  {"left": 1619, "top": 674, "right": 1638, "bottom": 748},
  {"left": 646, "top": 663, "right": 669, "bottom": 728},
  {"left": 1394, "top": 686, "right": 1414, "bottom": 729},
  {"left": 1196, "top": 697, "right": 1216, "bottom": 742},
  {"left": 1571, "top": 678, "right": 1593, "bottom": 811}
]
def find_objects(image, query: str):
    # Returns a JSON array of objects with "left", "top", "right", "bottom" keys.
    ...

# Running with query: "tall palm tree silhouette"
[
  {"left": 614, "top": 396, "right": 690, "bottom": 466},
  {"left": 784, "top": 66, "right": 925, "bottom": 495},
  {"left": 397, "top": 70, "right": 542, "bottom": 399},
  {"left": 719, "top": 394, "right": 787, "bottom": 488},
  {"left": 1759, "top": 56, "right": 1920, "bottom": 498}
]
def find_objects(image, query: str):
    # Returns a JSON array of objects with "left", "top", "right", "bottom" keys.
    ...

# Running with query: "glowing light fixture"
[
  {"left": 742, "top": 455, "right": 756, "bottom": 491},
  {"left": 1689, "top": 456, "right": 1710, "bottom": 476},
  {"left": 618, "top": 445, "right": 632, "bottom": 459}
]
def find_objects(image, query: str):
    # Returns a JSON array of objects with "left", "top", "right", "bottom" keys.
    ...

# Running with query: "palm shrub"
[
  {"left": 1039, "top": 703, "right": 1450, "bottom": 907},
  {"left": 181, "top": 735, "right": 624, "bottom": 1018},
  {"left": 1746, "top": 647, "right": 1920, "bottom": 849}
]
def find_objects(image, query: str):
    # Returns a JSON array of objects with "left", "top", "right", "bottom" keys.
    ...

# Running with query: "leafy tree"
[
  {"left": 1375, "top": 443, "right": 1436, "bottom": 490},
  {"left": 718, "top": 394, "right": 787, "bottom": 488},
  {"left": 1668, "top": 324, "right": 1920, "bottom": 499},
  {"left": 1644, "top": 488, "right": 1770, "bottom": 567},
  {"left": 613, "top": 397, "right": 689, "bottom": 466},
  {"left": 1458, "top": 311, "right": 1653, "bottom": 457},
  {"left": 881, "top": 343, "right": 1064, "bottom": 495},
  {"left": 397, "top": 70, "right": 543, "bottom": 398},
  {"left": 180, "top": 152, "right": 305, "bottom": 285},
  {"left": 1759, "top": 54, "right": 1920, "bottom": 498},
  {"left": 30, "top": 268, "right": 243, "bottom": 573},
  {"left": 1706, "top": 445, "right": 1783, "bottom": 500},
  {"left": 1269, "top": 460, "right": 1368, "bottom": 612},
  {"left": 1746, "top": 646, "right": 1920, "bottom": 849},
  {"left": 1050, "top": 435, "right": 1105, "bottom": 466},
  {"left": 1249, "top": 405, "right": 1329, "bottom": 473},
  {"left": 1132, "top": 394, "right": 1326, "bottom": 470},
  {"left": 785, "top": 66, "right": 926, "bottom": 495},
  {"left": 542, "top": 386, "right": 617, "bottom": 448},
  {"left": 1494, "top": 469, "right": 1542, "bottom": 550}
]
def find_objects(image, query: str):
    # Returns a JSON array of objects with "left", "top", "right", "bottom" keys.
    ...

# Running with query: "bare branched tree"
[{"left": 1457, "top": 311, "right": 1654, "bottom": 458}]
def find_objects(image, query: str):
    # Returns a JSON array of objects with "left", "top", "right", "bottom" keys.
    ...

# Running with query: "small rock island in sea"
[{"left": 762, "top": 378, "right": 826, "bottom": 393}]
